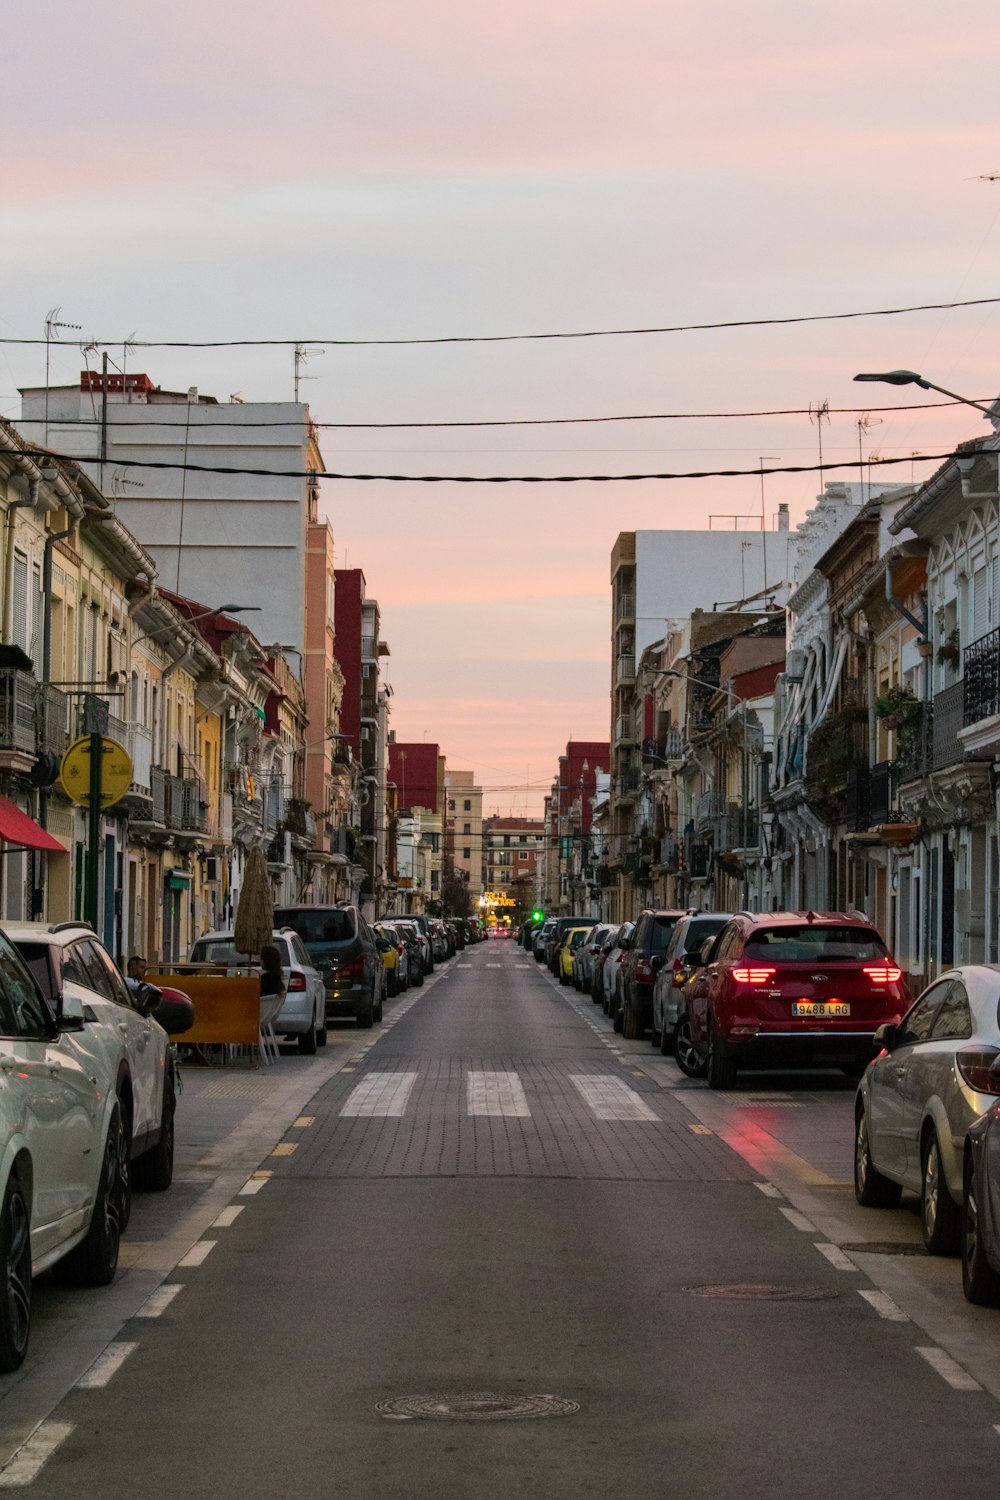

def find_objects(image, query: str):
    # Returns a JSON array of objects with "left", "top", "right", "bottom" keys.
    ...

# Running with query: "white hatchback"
[
  {"left": 0, "top": 927, "right": 131, "bottom": 1370},
  {"left": 188, "top": 928, "right": 327, "bottom": 1053}
]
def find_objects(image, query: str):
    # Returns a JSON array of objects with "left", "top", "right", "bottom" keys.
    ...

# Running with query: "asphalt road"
[{"left": 6, "top": 942, "right": 1000, "bottom": 1496}]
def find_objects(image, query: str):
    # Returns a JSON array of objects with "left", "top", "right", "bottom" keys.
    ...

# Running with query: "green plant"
[
  {"left": 875, "top": 683, "right": 917, "bottom": 720},
  {"left": 937, "top": 627, "right": 961, "bottom": 666}
]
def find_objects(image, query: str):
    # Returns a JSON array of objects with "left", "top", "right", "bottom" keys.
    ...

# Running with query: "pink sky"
[{"left": 5, "top": 0, "right": 1000, "bottom": 813}]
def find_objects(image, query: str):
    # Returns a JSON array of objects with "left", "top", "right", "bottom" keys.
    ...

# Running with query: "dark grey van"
[{"left": 272, "top": 904, "right": 383, "bottom": 1028}]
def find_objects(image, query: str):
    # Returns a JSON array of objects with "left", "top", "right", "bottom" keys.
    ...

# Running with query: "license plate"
[{"left": 793, "top": 1001, "right": 850, "bottom": 1017}]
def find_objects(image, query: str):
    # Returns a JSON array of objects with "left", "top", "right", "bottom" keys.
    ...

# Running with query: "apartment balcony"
[
  {"left": 716, "top": 805, "right": 758, "bottom": 852},
  {"left": 181, "top": 778, "right": 209, "bottom": 832},
  {"left": 616, "top": 653, "right": 636, "bottom": 684},
  {"left": 696, "top": 789, "right": 726, "bottom": 832},
  {"left": 895, "top": 703, "right": 933, "bottom": 784},
  {"left": 656, "top": 835, "right": 680, "bottom": 873},
  {"left": 932, "top": 681, "right": 965, "bottom": 771},
  {"left": 36, "top": 683, "right": 69, "bottom": 757},
  {"left": 869, "top": 760, "right": 893, "bottom": 825},
  {"left": 285, "top": 797, "right": 310, "bottom": 836},
  {"left": 0, "top": 669, "right": 39, "bottom": 760},
  {"left": 616, "top": 593, "right": 635, "bottom": 623},
  {"left": 614, "top": 714, "right": 635, "bottom": 746},
  {"left": 127, "top": 726, "right": 153, "bottom": 794},
  {"left": 964, "top": 628, "right": 1000, "bottom": 727}
]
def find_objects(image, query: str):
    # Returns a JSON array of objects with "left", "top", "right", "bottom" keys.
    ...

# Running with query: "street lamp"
[
  {"left": 132, "top": 603, "right": 261, "bottom": 649},
  {"left": 853, "top": 370, "right": 997, "bottom": 419}
]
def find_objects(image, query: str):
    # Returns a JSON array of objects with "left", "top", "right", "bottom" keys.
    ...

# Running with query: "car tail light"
[
  {"left": 731, "top": 966, "right": 776, "bottom": 985},
  {"left": 341, "top": 954, "right": 366, "bottom": 980},
  {"left": 957, "top": 1047, "right": 1000, "bottom": 1094},
  {"left": 286, "top": 972, "right": 307, "bottom": 992},
  {"left": 863, "top": 964, "right": 903, "bottom": 984},
  {"left": 673, "top": 957, "right": 685, "bottom": 972},
  {"left": 635, "top": 958, "right": 654, "bottom": 982}
]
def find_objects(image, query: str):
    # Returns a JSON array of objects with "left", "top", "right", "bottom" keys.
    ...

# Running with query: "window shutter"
[{"left": 11, "top": 555, "right": 28, "bottom": 654}]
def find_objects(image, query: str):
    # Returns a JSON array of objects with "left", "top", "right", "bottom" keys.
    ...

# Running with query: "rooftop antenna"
[
  {"left": 856, "top": 412, "right": 883, "bottom": 504},
  {"left": 110, "top": 466, "right": 144, "bottom": 500},
  {"left": 294, "top": 343, "right": 325, "bottom": 403},
  {"left": 43, "top": 307, "right": 82, "bottom": 445},
  {"left": 809, "top": 398, "right": 830, "bottom": 486}
]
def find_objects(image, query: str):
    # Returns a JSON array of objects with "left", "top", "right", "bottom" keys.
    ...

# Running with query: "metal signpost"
[{"left": 59, "top": 735, "right": 133, "bottom": 929}]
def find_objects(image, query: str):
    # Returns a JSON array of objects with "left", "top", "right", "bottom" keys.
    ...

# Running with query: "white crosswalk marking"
[
  {"left": 342, "top": 1072, "right": 419, "bottom": 1117},
  {"left": 569, "top": 1074, "right": 659, "bottom": 1121},
  {"left": 467, "top": 1070, "right": 531, "bottom": 1117}
]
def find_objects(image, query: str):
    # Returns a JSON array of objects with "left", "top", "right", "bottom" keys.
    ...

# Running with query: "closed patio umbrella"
[{"left": 234, "top": 845, "right": 274, "bottom": 958}]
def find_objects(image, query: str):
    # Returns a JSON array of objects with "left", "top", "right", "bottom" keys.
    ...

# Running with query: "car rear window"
[
  {"left": 650, "top": 916, "right": 681, "bottom": 956},
  {"left": 191, "top": 938, "right": 291, "bottom": 967},
  {"left": 743, "top": 926, "right": 888, "bottom": 962},
  {"left": 683, "top": 917, "right": 729, "bottom": 954},
  {"left": 274, "top": 910, "right": 355, "bottom": 945}
]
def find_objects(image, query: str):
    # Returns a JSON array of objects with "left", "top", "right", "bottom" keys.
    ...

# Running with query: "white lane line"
[
  {"left": 569, "top": 1074, "right": 659, "bottom": 1121},
  {"left": 467, "top": 1070, "right": 531, "bottom": 1117},
  {"left": 486, "top": 963, "right": 502, "bottom": 968},
  {"left": 755, "top": 1182, "right": 784, "bottom": 1199},
  {"left": 238, "top": 1178, "right": 267, "bottom": 1196},
  {"left": 178, "top": 1240, "right": 216, "bottom": 1268},
  {"left": 0, "top": 1423, "right": 75, "bottom": 1487},
  {"left": 859, "top": 1289, "right": 909, "bottom": 1322},
  {"left": 76, "top": 1342, "right": 139, "bottom": 1389},
  {"left": 212, "top": 1205, "right": 244, "bottom": 1229},
  {"left": 341, "top": 1071, "right": 419, "bottom": 1118},
  {"left": 814, "top": 1242, "right": 858, "bottom": 1272},
  {"left": 135, "top": 1285, "right": 182, "bottom": 1318},
  {"left": 916, "top": 1346, "right": 982, "bottom": 1390},
  {"left": 778, "top": 1207, "right": 814, "bottom": 1232}
]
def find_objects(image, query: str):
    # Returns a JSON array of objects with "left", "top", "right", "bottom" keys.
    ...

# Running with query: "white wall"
[{"left": 634, "top": 529, "right": 792, "bottom": 657}]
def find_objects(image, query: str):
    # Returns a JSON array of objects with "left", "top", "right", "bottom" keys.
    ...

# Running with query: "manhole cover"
[
  {"left": 839, "top": 1241, "right": 926, "bottom": 1257},
  {"left": 686, "top": 1283, "right": 839, "bottom": 1302},
  {"left": 377, "top": 1393, "right": 579, "bottom": 1422}
]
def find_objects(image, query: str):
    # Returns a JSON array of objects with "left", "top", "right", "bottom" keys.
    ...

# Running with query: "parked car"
[
  {"left": 604, "top": 922, "right": 635, "bottom": 1021},
  {"left": 392, "top": 919, "right": 427, "bottom": 985},
  {"left": 429, "top": 920, "right": 450, "bottom": 962},
  {"left": 961, "top": 1095, "right": 1000, "bottom": 1303},
  {"left": 687, "top": 910, "right": 907, "bottom": 1090},
  {"left": 8, "top": 920, "right": 179, "bottom": 1189},
  {"left": 577, "top": 923, "right": 616, "bottom": 995},
  {"left": 407, "top": 914, "right": 436, "bottom": 973},
  {"left": 272, "top": 905, "right": 383, "bottom": 1028},
  {"left": 0, "top": 926, "right": 135, "bottom": 1369},
  {"left": 557, "top": 926, "right": 591, "bottom": 986},
  {"left": 615, "top": 909, "right": 688, "bottom": 1039},
  {"left": 192, "top": 924, "right": 328, "bottom": 1047},
  {"left": 546, "top": 917, "right": 592, "bottom": 975},
  {"left": 375, "top": 922, "right": 408, "bottom": 996},
  {"left": 653, "top": 912, "right": 733, "bottom": 1059},
  {"left": 591, "top": 929, "right": 616, "bottom": 1005},
  {"left": 534, "top": 918, "right": 557, "bottom": 963},
  {"left": 855, "top": 965, "right": 1000, "bottom": 1254}
]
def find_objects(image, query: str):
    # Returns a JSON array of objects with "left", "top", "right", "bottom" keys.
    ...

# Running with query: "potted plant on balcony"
[
  {"left": 875, "top": 683, "right": 918, "bottom": 734},
  {"left": 937, "top": 627, "right": 961, "bottom": 668}
]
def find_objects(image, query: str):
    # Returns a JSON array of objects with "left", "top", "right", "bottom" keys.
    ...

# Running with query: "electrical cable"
[
  {"left": 15, "top": 445, "right": 977, "bottom": 484},
  {"left": 28, "top": 396, "right": 993, "bottom": 430},
  {"left": 5, "top": 292, "right": 999, "bottom": 348}
]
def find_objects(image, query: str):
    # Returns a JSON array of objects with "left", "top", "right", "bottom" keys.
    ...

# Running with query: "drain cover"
[
  {"left": 686, "top": 1283, "right": 839, "bottom": 1302},
  {"left": 377, "top": 1393, "right": 579, "bottom": 1422},
  {"left": 839, "top": 1241, "right": 926, "bottom": 1257}
]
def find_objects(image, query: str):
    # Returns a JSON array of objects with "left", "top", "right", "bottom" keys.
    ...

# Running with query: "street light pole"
[{"left": 853, "top": 370, "right": 997, "bottom": 419}]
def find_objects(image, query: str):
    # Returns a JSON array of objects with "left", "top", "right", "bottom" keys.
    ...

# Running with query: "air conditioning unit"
[{"left": 785, "top": 648, "right": 806, "bottom": 682}]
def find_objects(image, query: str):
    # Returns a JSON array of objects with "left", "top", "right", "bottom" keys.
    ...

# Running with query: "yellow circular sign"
[{"left": 60, "top": 736, "right": 134, "bottom": 809}]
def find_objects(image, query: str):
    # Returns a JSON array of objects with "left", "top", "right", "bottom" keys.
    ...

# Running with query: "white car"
[
  {"left": 8, "top": 922, "right": 176, "bottom": 1192},
  {"left": 188, "top": 928, "right": 327, "bottom": 1053},
  {"left": 0, "top": 926, "right": 131, "bottom": 1371}
]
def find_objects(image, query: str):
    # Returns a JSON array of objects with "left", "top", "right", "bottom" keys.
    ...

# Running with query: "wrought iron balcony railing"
[{"left": 965, "top": 628, "right": 1000, "bottom": 726}]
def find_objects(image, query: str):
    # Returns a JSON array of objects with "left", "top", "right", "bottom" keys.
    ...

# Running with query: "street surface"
[{"left": 2, "top": 941, "right": 1000, "bottom": 1496}]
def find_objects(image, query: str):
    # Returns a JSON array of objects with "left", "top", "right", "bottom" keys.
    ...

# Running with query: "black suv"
[{"left": 273, "top": 904, "right": 383, "bottom": 1028}]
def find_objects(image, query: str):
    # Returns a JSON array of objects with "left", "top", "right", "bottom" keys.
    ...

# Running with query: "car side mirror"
[
  {"left": 873, "top": 1022, "right": 897, "bottom": 1052},
  {"left": 56, "top": 990, "right": 86, "bottom": 1033},
  {"left": 650, "top": 955, "right": 663, "bottom": 972},
  {"left": 134, "top": 981, "right": 163, "bottom": 1018}
]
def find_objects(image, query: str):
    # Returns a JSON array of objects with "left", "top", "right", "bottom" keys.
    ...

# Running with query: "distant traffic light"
[{"left": 532, "top": 909, "right": 544, "bottom": 922}]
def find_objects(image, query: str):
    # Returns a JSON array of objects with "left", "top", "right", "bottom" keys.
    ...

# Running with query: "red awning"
[{"left": 0, "top": 798, "right": 67, "bottom": 853}]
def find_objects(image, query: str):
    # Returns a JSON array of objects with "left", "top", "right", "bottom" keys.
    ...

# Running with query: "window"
[
  {"left": 83, "top": 942, "right": 131, "bottom": 1007},
  {"left": 463, "top": 847, "right": 471, "bottom": 860},
  {"left": 464, "top": 800, "right": 471, "bottom": 812},
  {"left": 518, "top": 851, "right": 528, "bottom": 861},
  {"left": 519, "top": 835, "right": 526, "bottom": 844},
  {"left": 0, "top": 936, "right": 52, "bottom": 1040},
  {"left": 929, "top": 981, "right": 973, "bottom": 1042},
  {"left": 743, "top": 925, "right": 887, "bottom": 962},
  {"left": 448, "top": 800, "right": 455, "bottom": 812},
  {"left": 463, "top": 823, "right": 471, "bottom": 835},
  {"left": 898, "top": 984, "right": 949, "bottom": 1047},
  {"left": 503, "top": 835, "right": 510, "bottom": 847}
]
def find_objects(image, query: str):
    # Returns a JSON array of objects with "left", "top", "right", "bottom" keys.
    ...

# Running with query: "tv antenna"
[
  {"left": 856, "top": 412, "right": 883, "bottom": 503},
  {"left": 43, "top": 307, "right": 82, "bottom": 445},
  {"left": 294, "top": 343, "right": 326, "bottom": 402},
  {"left": 809, "top": 398, "right": 830, "bottom": 481}
]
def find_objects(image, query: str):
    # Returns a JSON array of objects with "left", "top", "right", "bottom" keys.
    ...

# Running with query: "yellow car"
[
  {"left": 374, "top": 922, "right": 406, "bottom": 997},
  {"left": 558, "top": 926, "right": 592, "bottom": 986}
]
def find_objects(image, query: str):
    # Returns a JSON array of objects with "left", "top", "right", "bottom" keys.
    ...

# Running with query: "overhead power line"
[
  {"left": 5, "top": 293, "right": 1000, "bottom": 350},
  {"left": 18, "top": 445, "right": 969, "bottom": 484},
  {"left": 33, "top": 397, "right": 989, "bottom": 431}
]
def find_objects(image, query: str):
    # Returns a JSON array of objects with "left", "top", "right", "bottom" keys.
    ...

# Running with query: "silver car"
[
  {"left": 576, "top": 923, "right": 616, "bottom": 995},
  {"left": 602, "top": 922, "right": 635, "bottom": 1019},
  {"left": 855, "top": 965, "right": 1000, "bottom": 1254},
  {"left": 651, "top": 912, "right": 732, "bottom": 1059},
  {"left": 189, "top": 928, "right": 327, "bottom": 1053}
]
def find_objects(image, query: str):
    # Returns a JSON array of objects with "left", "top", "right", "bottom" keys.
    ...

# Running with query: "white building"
[{"left": 20, "top": 372, "right": 324, "bottom": 658}]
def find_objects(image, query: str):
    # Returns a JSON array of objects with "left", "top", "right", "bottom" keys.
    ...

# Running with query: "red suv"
[{"left": 685, "top": 911, "right": 909, "bottom": 1089}]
